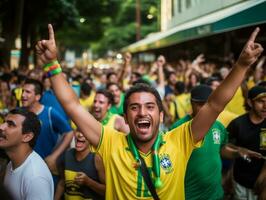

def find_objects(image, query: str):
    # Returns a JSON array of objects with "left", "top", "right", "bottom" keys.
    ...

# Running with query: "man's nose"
[
  {"left": 0, "top": 123, "right": 7, "bottom": 130},
  {"left": 138, "top": 106, "right": 147, "bottom": 116},
  {"left": 94, "top": 101, "right": 99, "bottom": 107},
  {"left": 21, "top": 91, "right": 26, "bottom": 97}
]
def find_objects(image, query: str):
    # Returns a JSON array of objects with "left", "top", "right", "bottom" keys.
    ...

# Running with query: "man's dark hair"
[
  {"left": 123, "top": 83, "right": 163, "bottom": 114},
  {"left": 175, "top": 81, "right": 185, "bottom": 94},
  {"left": 9, "top": 107, "right": 40, "bottom": 148},
  {"left": 132, "top": 78, "right": 151, "bottom": 86},
  {"left": 96, "top": 89, "right": 114, "bottom": 105},
  {"left": 205, "top": 76, "right": 222, "bottom": 86},
  {"left": 132, "top": 72, "right": 142, "bottom": 79},
  {"left": 24, "top": 78, "right": 43, "bottom": 96},
  {"left": 106, "top": 82, "right": 121, "bottom": 90},
  {"left": 166, "top": 71, "right": 176, "bottom": 80},
  {"left": 81, "top": 82, "right": 92, "bottom": 96},
  {"left": 258, "top": 81, "right": 266, "bottom": 87},
  {"left": 106, "top": 72, "right": 117, "bottom": 80}
]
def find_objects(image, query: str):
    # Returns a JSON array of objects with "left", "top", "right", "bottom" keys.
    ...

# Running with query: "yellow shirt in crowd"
[
  {"left": 224, "top": 87, "right": 246, "bottom": 115},
  {"left": 96, "top": 122, "right": 201, "bottom": 200},
  {"left": 217, "top": 110, "right": 239, "bottom": 127},
  {"left": 79, "top": 91, "right": 95, "bottom": 111},
  {"left": 169, "top": 93, "right": 192, "bottom": 121}
]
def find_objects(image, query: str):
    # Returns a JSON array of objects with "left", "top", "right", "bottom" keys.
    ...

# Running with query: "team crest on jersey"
[
  {"left": 160, "top": 154, "right": 173, "bottom": 174},
  {"left": 212, "top": 129, "right": 221, "bottom": 144}
]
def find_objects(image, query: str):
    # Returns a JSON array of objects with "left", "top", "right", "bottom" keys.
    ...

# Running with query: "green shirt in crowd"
[
  {"left": 170, "top": 115, "right": 228, "bottom": 200},
  {"left": 109, "top": 93, "right": 125, "bottom": 116}
]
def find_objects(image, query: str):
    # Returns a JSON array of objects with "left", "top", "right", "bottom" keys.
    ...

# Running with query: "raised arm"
[
  {"left": 192, "top": 28, "right": 264, "bottom": 142},
  {"left": 156, "top": 55, "right": 166, "bottom": 88},
  {"left": 35, "top": 24, "right": 102, "bottom": 148},
  {"left": 118, "top": 52, "right": 132, "bottom": 90}
]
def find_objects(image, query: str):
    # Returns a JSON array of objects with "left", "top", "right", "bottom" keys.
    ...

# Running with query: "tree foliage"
[
  {"left": 0, "top": 0, "right": 159, "bottom": 67},
  {"left": 92, "top": 0, "right": 159, "bottom": 56},
  {"left": 56, "top": 0, "right": 159, "bottom": 57}
]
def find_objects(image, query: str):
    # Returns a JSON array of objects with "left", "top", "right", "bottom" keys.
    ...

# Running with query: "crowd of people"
[{"left": 0, "top": 24, "right": 265, "bottom": 200}]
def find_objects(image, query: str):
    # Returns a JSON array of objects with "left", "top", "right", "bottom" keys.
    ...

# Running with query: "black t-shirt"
[
  {"left": 60, "top": 149, "right": 104, "bottom": 200},
  {"left": 227, "top": 113, "right": 266, "bottom": 188}
]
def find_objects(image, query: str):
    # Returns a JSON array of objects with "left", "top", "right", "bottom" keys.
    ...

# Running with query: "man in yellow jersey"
[
  {"left": 169, "top": 81, "right": 192, "bottom": 123},
  {"left": 36, "top": 24, "right": 263, "bottom": 200},
  {"left": 205, "top": 76, "right": 239, "bottom": 127},
  {"left": 79, "top": 81, "right": 95, "bottom": 111},
  {"left": 92, "top": 89, "right": 129, "bottom": 133}
]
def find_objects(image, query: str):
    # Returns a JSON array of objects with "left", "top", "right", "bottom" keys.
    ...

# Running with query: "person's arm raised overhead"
[
  {"left": 156, "top": 55, "right": 166, "bottom": 88},
  {"left": 192, "top": 27, "right": 264, "bottom": 142},
  {"left": 35, "top": 24, "right": 101, "bottom": 148}
]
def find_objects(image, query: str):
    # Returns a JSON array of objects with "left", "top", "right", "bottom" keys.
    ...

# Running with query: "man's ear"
[
  {"left": 123, "top": 114, "right": 128, "bottom": 124},
  {"left": 160, "top": 111, "right": 164, "bottom": 123},
  {"left": 36, "top": 94, "right": 41, "bottom": 102},
  {"left": 247, "top": 99, "right": 252, "bottom": 108},
  {"left": 22, "top": 132, "right": 34, "bottom": 143}
]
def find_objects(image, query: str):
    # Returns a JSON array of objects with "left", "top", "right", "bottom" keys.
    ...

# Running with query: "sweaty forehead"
[
  {"left": 95, "top": 93, "right": 109, "bottom": 102},
  {"left": 23, "top": 84, "right": 35, "bottom": 91},
  {"left": 109, "top": 84, "right": 119, "bottom": 91},
  {"left": 128, "top": 92, "right": 157, "bottom": 104},
  {"left": 5, "top": 114, "right": 25, "bottom": 125}
]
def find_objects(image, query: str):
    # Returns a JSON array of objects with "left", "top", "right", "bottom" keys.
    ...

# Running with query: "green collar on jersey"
[
  {"left": 101, "top": 111, "right": 113, "bottom": 126},
  {"left": 127, "top": 133, "right": 164, "bottom": 188}
]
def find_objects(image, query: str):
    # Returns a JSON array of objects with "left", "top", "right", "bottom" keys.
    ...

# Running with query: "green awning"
[{"left": 124, "top": 0, "right": 266, "bottom": 53}]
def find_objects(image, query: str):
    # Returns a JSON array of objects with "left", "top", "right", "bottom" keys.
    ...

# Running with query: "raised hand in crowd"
[
  {"left": 192, "top": 27, "right": 263, "bottom": 142},
  {"left": 35, "top": 24, "right": 57, "bottom": 66}
]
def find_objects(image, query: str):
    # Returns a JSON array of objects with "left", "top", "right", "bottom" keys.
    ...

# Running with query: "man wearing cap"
[
  {"left": 227, "top": 85, "right": 266, "bottom": 200},
  {"left": 170, "top": 84, "right": 228, "bottom": 200}
]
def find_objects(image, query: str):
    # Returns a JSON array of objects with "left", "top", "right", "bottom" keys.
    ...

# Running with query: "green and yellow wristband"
[{"left": 43, "top": 60, "right": 62, "bottom": 77}]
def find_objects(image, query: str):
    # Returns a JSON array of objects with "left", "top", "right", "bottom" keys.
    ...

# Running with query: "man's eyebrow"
[
  {"left": 129, "top": 103, "right": 139, "bottom": 107},
  {"left": 146, "top": 102, "right": 156, "bottom": 105},
  {"left": 129, "top": 102, "right": 156, "bottom": 106},
  {"left": 6, "top": 120, "right": 16, "bottom": 126}
]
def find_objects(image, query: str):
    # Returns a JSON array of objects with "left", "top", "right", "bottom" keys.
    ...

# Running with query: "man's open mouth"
[
  {"left": 76, "top": 138, "right": 86, "bottom": 147},
  {"left": 0, "top": 132, "right": 7, "bottom": 140},
  {"left": 136, "top": 120, "right": 151, "bottom": 129}
]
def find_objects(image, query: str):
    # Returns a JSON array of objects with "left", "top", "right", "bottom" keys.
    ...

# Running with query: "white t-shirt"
[{"left": 4, "top": 151, "right": 54, "bottom": 200}]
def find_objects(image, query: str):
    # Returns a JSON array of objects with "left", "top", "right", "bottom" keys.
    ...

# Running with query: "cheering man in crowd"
[{"left": 35, "top": 24, "right": 263, "bottom": 199}]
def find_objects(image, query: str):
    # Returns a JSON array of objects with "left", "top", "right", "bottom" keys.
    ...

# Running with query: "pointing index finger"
[
  {"left": 248, "top": 27, "right": 260, "bottom": 43},
  {"left": 48, "top": 24, "right": 55, "bottom": 42}
]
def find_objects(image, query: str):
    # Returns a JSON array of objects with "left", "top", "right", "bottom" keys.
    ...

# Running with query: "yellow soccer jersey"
[
  {"left": 14, "top": 87, "right": 23, "bottom": 107},
  {"left": 217, "top": 110, "right": 239, "bottom": 127},
  {"left": 224, "top": 87, "right": 246, "bottom": 115},
  {"left": 169, "top": 93, "right": 191, "bottom": 121},
  {"left": 103, "top": 114, "right": 117, "bottom": 129},
  {"left": 96, "top": 122, "right": 201, "bottom": 200},
  {"left": 79, "top": 91, "right": 95, "bottom": 111}
]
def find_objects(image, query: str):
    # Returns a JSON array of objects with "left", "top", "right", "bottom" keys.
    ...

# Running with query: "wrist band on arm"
[
  {"left": 43, "top": 60, "right": 59, "bottom": 68},
  {"left": 47, "top": 67, "right": 62, "bottom": 77},
  {"left": 43, "top": 60, "right": 62, "bottom": 77}
]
